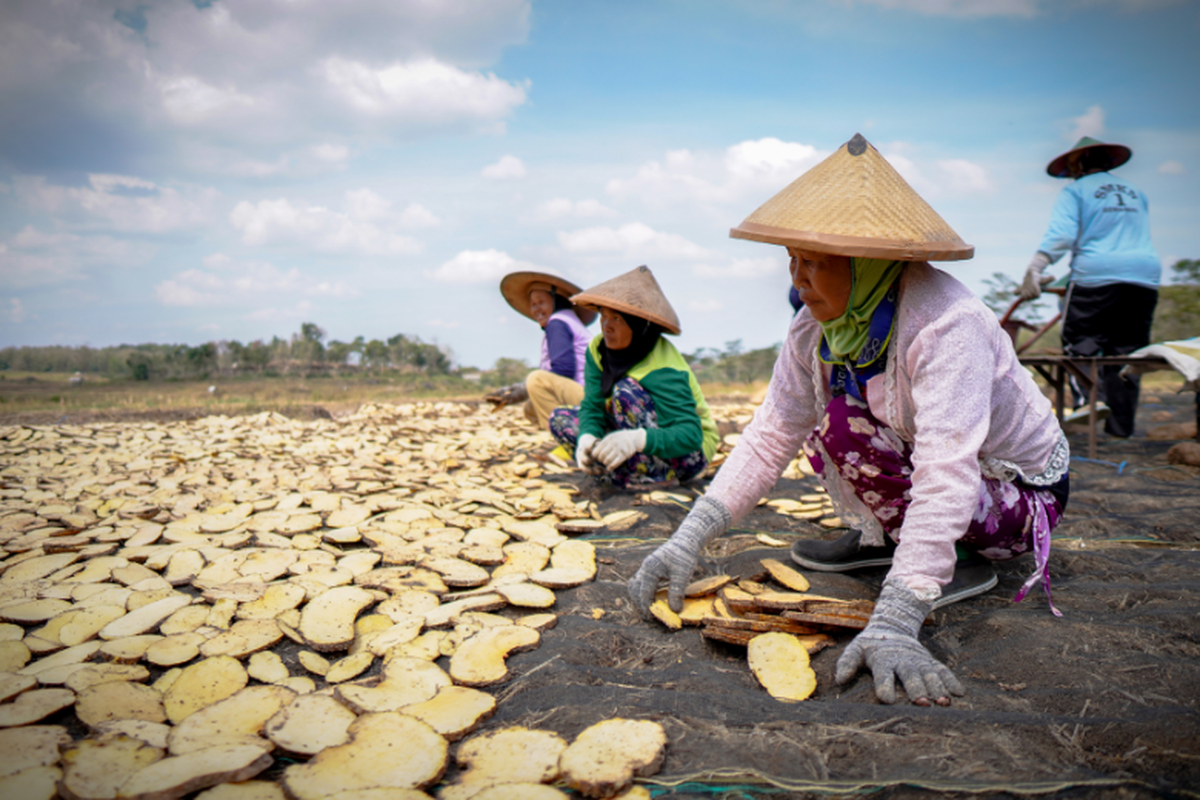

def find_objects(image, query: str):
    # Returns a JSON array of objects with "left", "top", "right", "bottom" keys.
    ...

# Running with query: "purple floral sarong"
[
  {"left": 549, "top": 377, "right": 707, "bottom": 489},
  {"left": 803, "top": 394, "right": 1064, "bottom": 614}
]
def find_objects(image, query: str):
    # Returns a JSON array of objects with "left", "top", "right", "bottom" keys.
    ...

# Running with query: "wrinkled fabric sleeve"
[
  {"left": 637, "top": 368, "right": 703, "bottom": 459},
  {"left": 705, "top": 313, "right": 823, "bottom": 522},
  {"left": 889, "top": 307, "right": 996, "bottom": 596},
  {"left": 578, "top": 343, "right": 609, "bottom": 442},
  {"left": 543, "top": 319, "right": 577, "bottom": 379},
  {"left": 1037, "top": 183, "right": 1082, "bottom": 265}
]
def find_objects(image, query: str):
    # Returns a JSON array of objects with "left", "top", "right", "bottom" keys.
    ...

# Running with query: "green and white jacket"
[{"left": 579, "top": 336, "right": 719, "bottom": 462}]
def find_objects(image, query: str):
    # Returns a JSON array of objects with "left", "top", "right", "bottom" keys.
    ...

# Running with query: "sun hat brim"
[
  {"left": 569, "top": 265, "right": 682, "bottom": 335},
  {"left": 731, "top": 222, "right": 974, "bottom": 261},
  {"left": 499, "top": 271, "right": 597, "bottom": 326},
  {"left": 729, "top": 133, "right": 974, "bottom": 262},
  {"left": 1046, "top": 138, "right": 1132, "bottom": 178}
]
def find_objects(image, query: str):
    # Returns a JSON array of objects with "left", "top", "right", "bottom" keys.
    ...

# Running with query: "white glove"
[
  {"left": 1019, "top": 252, "right": 1053, "bottom": 301},
  {"left": 575, "top": 433, "right": 603, "bottom": 475},
  {"left": 592, "top": 428, "right": 647, "bottom": 470}
]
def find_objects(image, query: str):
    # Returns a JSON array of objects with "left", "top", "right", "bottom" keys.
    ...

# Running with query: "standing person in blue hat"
[{"left": 1019, "top": 136, "right": 1162, "bottom": 437}]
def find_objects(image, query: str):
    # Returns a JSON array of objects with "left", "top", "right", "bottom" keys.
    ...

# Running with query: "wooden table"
[{"left": 1018, "top": 354, "right": 1170, "bottom": 459}]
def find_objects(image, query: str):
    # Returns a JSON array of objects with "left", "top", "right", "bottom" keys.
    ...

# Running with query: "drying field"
[{"left": 0, "top": 391, "right": 1197, "bottom": 800}]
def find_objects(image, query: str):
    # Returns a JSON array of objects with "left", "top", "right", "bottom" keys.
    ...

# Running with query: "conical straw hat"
[
  {"left": 730, "top": 133, "right": 974, "bottom": 261},
  {"left": 1046, "top": 136, "right": 1131, "bottom": 179},
  {"left": 500, "top": 271, "right": 597, "bottom": 326},
  {"left": 570, "top": 265, "right": 682, "bottom": 335}
]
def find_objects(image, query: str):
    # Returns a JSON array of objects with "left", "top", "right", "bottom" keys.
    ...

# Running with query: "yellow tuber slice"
[
  {"left": 760, "top": 559, "right": 811, "bottom": 592},
  {"left": 281, "top": 712, "right": 448, "bottom": 800},
  {"left": 558, "top": 718, "right": 667, "bottom": 799},
  {"left": 747, "top": 632, "right": 817, "bottom": 702},
  {"left": 448, "top": 625, "right": 540, "bottom": 687}
]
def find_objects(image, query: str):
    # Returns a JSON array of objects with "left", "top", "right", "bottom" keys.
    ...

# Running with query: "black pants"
[{"left": 1061, "top": 282, "right": 1158, "bottom": 437}]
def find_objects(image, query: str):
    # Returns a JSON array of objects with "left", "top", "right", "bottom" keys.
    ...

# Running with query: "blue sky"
[{"left": 1, "top": 0, "right": 1197, "bottom": 370}]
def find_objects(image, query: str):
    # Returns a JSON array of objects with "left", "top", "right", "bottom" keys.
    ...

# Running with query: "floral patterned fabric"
[
  {"left": 805, "top": 393, "right": 1064, "bottom": 614},
  {"left": 549, "top": 377, "right": 707, "bottom": 489}
]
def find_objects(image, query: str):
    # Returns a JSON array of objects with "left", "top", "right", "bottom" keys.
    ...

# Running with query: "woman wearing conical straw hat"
[
  {"left": 630, "top": 134, "right": 1070, "bottom": 707},
  {"left": 1018, "top": 136, "right": 1161, "bottom": 438},
  {"left": 487, "top": 272, "right": 596, "bottom": 430},
  {"left": 546, "top": 265, "right": 719, "bottom": 489}
]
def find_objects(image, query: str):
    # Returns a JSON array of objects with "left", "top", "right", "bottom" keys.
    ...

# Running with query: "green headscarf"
[{"left": 819, "top": 257, "right": 906, "bottom": 361}]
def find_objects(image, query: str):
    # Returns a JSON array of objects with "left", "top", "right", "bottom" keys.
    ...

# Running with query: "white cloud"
[
  {"left": 1067, "top": 105, "right": 1106, "bottom": 142},
  {"left": 428, "top": 249, "right": 545, "bottom": 283},
  {"left": 693, "top": 256, "right": 783, "bottom": 279},
  {"left": 848, "top": 0, "right": 1038, "bottom": 16},
  {"left": 937, "top": 158, "right": 994, "bottom": 193},
  {"left": 607, "top": 138, "right": 832, "bottom": 211},
  {"left": 14, "top": 175, "right": 219, "bottom": 233},
  {"left": 557, "top": 223, "right": 710, "bottom": 261},
  {"left": 0, "top": 0, "right": 533, "bottom": 176},
  {"left": 0, "top": 224, "right": 155, "bottom": 288},
  {"left": 523, "top": 197, "right": 617, "bottom": 223},
  {"left": 399, "top": 203, "right": 441, "bottom": 229},
  {"left": 157, "top": 74, "right": 254, "bottom": 125},
  {"left": 312, "top": 144, "right": 351, "bottom": 163},
  {"left": 3, "top": 298, "right": 26, "bottom": 325},
  {"left": 229, "top": 194, "right": 425, "bottom": 255},
  {"left": 320, "top": 57, "right": 528, "bottom": 132},
  {"left": 345, "top": 188, "right": 392, "bottom": 221},
  {"left": 725, "top": 138, "right": 823, "bottom": 181},
  {"left": 227, "top": 155, "right": 292, "bottom": 178},
  {"left": 1158, "top": 160, "right": 1186, "bottom": 175},
  {"left": 872, "top": 144, "right": 992, "bottom": 198},
  {"left": 689, "top": 298, "right": 724, "bottom": 312},
  {"left": 482, "top": 155, "right": 528, "bottom": 179},
  {"left": 244, "top": 301, "right": 315, "bottom": 324},
  {"left": 428, "top": 319, "right": 462, "bottom": 329},
  {"left": 154, "top": 255, "right": 359, "bottom": 308}
]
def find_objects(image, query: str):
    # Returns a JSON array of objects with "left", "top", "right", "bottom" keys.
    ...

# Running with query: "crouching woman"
[
  {"left": 549, "top": 265, "right": 719, "bottom": 489},
  {"left": 630, "top": 135, "right": 1070, "bottom": 706}
]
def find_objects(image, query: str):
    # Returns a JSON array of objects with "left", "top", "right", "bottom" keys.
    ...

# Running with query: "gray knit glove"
[
  {"left": 628, "top": 495, "right": 732, "bottom": 619},
  {"left": 836, "top": 579, "right": 965, "bottom": 706}
]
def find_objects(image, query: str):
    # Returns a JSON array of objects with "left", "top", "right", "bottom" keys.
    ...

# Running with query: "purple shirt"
[{"left": 540, "top": 308, "right": 590, "bottom": 384}]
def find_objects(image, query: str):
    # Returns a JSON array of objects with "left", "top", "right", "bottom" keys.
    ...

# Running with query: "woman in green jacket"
[{"left": 548, "top": 265, "right": 719, "bottom": 489}]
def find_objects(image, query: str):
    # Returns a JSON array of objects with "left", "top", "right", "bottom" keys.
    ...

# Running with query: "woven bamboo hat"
[
  {"left": 1046, "top": 136, "right": 1131, "bottom": 179},
  {"left": 570, "top": 265, "right": 682, "bottom": 335},
  {"left": 730, "top": 133, "right": 974, "bottom": 261},
  {"left": 500, "top": 271, "right": 597, "bottom": 326}
]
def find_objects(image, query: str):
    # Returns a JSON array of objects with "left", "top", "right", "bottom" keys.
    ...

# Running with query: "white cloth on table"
[{"left": 1120, "top": 337, "right": 1200, "bottom": 390}]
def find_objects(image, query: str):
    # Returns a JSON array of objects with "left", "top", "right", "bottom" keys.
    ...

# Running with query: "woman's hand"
[
  {"left": 836, "top": 579, "right": 964, "bottom": 706},
  {"left": 628, "top": 495, "right": 732, "bottom": 617},
  {"left": 593, "top": 429, "right": 647, "bottom": 470},
  {"left": 575, "top": 434, "right": 604, "bottom": 474}
]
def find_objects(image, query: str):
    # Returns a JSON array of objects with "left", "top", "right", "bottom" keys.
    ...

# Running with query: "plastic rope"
[
  {"left": 1070, "top": 455, "right": 1127, "bottom": 474},
  {"left": 638, "top": 771, "right": 1198, "bottom": 799}
]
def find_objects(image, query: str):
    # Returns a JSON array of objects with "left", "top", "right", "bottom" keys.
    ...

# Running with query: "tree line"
[
  {"left": 2, "top": 259, "right": 1194, "bottom": 385},
  {"left": 0, "top": 323, "right": 453, "bottom": 381}
]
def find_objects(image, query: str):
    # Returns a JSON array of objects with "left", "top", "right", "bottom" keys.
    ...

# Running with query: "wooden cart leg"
[{"left": 1088, "top": 360, "right": 1099, "bottom": 460}]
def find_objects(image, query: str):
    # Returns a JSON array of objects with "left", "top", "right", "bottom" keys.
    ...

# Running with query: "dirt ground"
[
  {"left": 3, "top": 387, "right": 1197, "bottom": 800},
  {"left": 481, "top": 388, "right": 1200, "bottom": 800}
]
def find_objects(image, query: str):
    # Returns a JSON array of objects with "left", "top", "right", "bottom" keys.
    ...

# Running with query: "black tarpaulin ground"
[{"left": 472, "top": 389, "right": 1200, "bottom": 800}]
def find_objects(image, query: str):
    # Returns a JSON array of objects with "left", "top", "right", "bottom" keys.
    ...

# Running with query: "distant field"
[
  {"left": 0, "top": 370, "right": 1185, "bottom": 424},
  {"left": 0, "top": 372, "right": 489, "bottom": 421}
]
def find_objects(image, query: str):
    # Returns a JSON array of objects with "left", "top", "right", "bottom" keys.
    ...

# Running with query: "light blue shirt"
[{"left": 1037, "top": 171, "right": 1161, "bottom": 288}]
